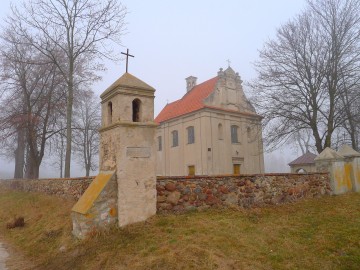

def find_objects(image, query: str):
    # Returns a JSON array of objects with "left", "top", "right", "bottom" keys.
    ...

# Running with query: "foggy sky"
[{"left": 0, "top": 0, "right": 306, "bottom": 178}]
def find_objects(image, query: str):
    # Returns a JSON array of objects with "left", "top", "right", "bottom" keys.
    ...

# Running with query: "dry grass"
[{"left": 0, "top": 189, "right": 359, "bottom": 270}]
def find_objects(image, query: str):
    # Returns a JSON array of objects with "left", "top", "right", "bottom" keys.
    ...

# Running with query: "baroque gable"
[{"left": 204, "top": 67, "right": 256, "bottom": 114}]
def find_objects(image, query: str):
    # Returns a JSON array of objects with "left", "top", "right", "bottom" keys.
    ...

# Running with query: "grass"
[{"left": 0, "top": 190, "right": 359, "bottom": 270}]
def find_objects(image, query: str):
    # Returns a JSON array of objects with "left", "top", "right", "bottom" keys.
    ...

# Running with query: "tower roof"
[
  {"left": 101, "top": 72, "right": 155, "bottom": 99},
  {"left": 314, "top": 147, "right": 344, "bottom": 161},
  {"left": 337, "top": 145, "right": 360, "bottom": 157},
  {"left": 288, "top": 151, "right": 317, "bottom": 166}
]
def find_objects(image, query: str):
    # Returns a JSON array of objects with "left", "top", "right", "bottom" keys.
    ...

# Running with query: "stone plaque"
[{"left": 126, "top": 147, "right": 151, "bottom": 158}]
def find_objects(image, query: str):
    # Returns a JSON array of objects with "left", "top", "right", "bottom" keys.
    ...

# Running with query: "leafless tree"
[
  {"left": 0, "top": 98, "right": 26, "bottom": 178},
  {"left": 289, "top": 129, "right": 315, "bottom": 155},
  {"left": 251, "top": 0, "right": 360, "bottom": 153},
  {"left": 49, "top": 122, "right": 67, "bottom": 178},
  {"left": 6, "top": 0, "right": 127, "bottom": 177},
  {"left": 0, "top": 32, "right": 67, "bottom": 179},
  {"left": 337, "top": 75, "right": 360, "bottom": 150},
  {"left": 72, "top": 90, "right": 100, "bottom": 177}
]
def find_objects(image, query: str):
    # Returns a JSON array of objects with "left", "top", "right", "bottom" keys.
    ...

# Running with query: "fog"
[{"left": 0, "top": 0, "right": 306, "bottom": 178}]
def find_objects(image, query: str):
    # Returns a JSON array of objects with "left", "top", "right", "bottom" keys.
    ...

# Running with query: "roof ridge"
[
  {"left": 288, "top": 151, "right": 317, "bottom": 165},
  {"left": 181, "top": 76, "right": 218, "bottom": 99},
  {"left": 155, "top": 76, "right": 219, "bottom": 123}
]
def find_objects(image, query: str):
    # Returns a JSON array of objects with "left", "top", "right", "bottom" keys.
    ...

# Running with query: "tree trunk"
[
  {"left": 64, "top": 66, "right": 74, "bottom": 178},
  {"left": 85, "top": 165, "right": 90, "bottom": 177},
  {"left": 14, "top": 128, "right": 25, "bottom": 179},
  {"left": 60, "top": 135, "right": 64, "bottom": 178},
  {"left": 25, "top": 154, "right": 39, "bottom": 179}
]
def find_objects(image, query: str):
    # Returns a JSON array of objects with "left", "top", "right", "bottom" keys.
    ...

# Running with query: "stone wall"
[
  {"left": 0, "top": 177, "right": 94, "bottom": 200},
  {"left": 156, "top": 173, "right": 331, "bottom": 213},
  {"left": 1, "top": 173, "right": 331, "bottom": 213}
]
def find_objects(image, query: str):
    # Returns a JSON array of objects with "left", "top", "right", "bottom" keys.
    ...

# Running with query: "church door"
[
  {"left": 233, "top": 164, "right": 240, "bottom": 175},
  {"left": 188, "top": 165, "right": 195, "bottom": 176}
]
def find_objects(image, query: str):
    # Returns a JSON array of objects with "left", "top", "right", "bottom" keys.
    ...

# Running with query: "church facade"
[{"left": 155, "top": 67, "right": 265, "bottom": 176}]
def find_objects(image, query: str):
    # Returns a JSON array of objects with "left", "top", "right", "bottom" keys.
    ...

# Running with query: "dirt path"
[
  {"left": 0, "top": 238, "right": 35, "bottom": 270},
  {"left": 0, "top": 242, "right": 9, "bottom": 270}
]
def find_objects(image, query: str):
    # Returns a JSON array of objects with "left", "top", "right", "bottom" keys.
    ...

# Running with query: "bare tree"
[
  {"left": 72, "top": 90, "right": 100, "bottom": 177},
  {"left": 7, "top": 0, "right": 127, "bottom": 177},
  {"left": 0, "top": 32, "right": 66, "bottom": 179},
  {"left": 50, "top": 122, "right": 67, "bottom": 178},
  {"left": 337, "top": 75, "right": 360, "bottom": 150},
  {"left": 0, "top": 99, "right": 26, "bottom": 178},
  {"left": 289, "top": 129, "right": 315, "bottom": 155},
  {"left": 251, "top": 0, "right": 360, "bottom": 153}
]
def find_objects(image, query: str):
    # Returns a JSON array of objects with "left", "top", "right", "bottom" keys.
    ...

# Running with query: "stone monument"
[
  {"left": 99, "top": 72, "right": 158, "bottom": 227},
  {"left": 71, "top": 68, "right": 158, "bottom": 238}
]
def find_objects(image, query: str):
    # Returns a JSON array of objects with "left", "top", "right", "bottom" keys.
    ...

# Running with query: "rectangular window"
[
  {"left": 157, "top": 136, "right": 162, "bottom": 151},
  {"left": 172, "top": 130, "right": 178, "bottom": 147},
  {"left": 187, "top": 126, "right": 195, "bottom": 144},
  {"left": 231, "top": 125, "right": 239, "bottom": 143},
  {"left": 188, "top": 165, "right": 195, "bottom": 176},
  {"left": 233, "top": 164, "right": 241, "bottom": 175}
]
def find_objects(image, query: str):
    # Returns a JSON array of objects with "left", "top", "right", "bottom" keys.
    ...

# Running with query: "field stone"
[
  {"left": 165, "top": 183, "right": 176, "bottom": 192},
  {"left": 166, "top": 191, "right": 181, "bottom": 205},
  {"left": 183, "top": 187, "right": 191, "bottom": 195},
  {"left": 157, "top": 195, "right": 166, "bottom": 203},
  {"left": 198, "top": 193, "right": 207, "bottom": 201},
  {"left": 225, "top": 193, "right": 238, "bottom": 205},
  {"left": 173, "top": 205, "right": 184, "bottom": 212}
]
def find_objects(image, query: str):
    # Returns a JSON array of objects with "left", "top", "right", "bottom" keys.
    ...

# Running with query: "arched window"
[
  {"left": 231, "top": 125, "right": 239, "bottom": 143},
  {"left": 296, "top": 168, "right": 307, "bottom": 173},
  {"left": 132, "top": 99, "right": 141, "bottom": 122},
  {"left": 172, "top": 130, "right": 179, "bottom": 147},
  {"left": 107, "top": 102, "right": 113, "bottom": 125},
  {"left": 218, "top": 123, "right": 223, "bottom": 140},
  {"left": 157, "top": 136, "right": 162, "bottom": 151},
  {"left": 247, "top": 126, "right": 252, "bottom": 142},
  {"left": 187, "top": 126, "right": 195, "bottom": 144}
]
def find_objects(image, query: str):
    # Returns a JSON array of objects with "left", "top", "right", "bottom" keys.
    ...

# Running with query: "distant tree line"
[
  {"left": 252, "top": 0, "right": 360, "bottom": 154},
  {"left": 0, "top": 0, "right": 127, "bottom": 179}
]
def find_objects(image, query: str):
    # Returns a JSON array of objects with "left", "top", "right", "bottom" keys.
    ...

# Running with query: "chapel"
[{"left": 155, "top": 67, "right": 265, "bottom": 176}]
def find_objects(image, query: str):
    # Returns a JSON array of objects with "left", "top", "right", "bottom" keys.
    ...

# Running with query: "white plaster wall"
[
  {"left": 156, "top": 109, "right": 264, "bottom": 176},
  {"left": 115, "top": 125, "right": 157, "bottom": 227}
]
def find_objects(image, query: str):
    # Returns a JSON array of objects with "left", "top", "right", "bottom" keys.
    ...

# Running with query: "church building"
[{"left": 155, "top": 67, "right": 265, "bottom": 176}]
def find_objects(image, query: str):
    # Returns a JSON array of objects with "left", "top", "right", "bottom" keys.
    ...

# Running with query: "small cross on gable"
[
  {"left": 226, "top": 59, "right": 231, "bottom": 67},
  {"left": 121, "top": 48, "right": 135, "bottom": 73}
]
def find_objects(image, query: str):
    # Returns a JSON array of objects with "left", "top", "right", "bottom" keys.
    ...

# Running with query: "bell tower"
[{"left": 99, "top": 72, "right": 158, "bottom": 227}]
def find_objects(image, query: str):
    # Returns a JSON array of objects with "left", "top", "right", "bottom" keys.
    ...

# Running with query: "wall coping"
[
  {"left": 0, "top": 173, "right": 329, "bottom": 182},
  {"left": 156, "top": 172, "right": 329, "bottom": 180},
  {"left": 0, "top": 176, "right": 95, "bottom": 181}
]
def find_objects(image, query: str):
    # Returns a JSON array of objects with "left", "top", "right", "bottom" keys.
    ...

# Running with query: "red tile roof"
[
  {"left": 155, "top": 77, "right": 218, "bottom": 123},
  {"left": 288, "top": 151, "right": 317, "bottom": 165}
]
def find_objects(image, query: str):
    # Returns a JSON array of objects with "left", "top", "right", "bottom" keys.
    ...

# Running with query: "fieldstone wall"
[
  {"left": 0, "top": 177, "right": 94, "bottom": 200},
  {"left": 1, "top": 173, "right": 331, "bottom": 214},
  {"left": 156, "top": 173, "right": 331, "bottom": 213}
]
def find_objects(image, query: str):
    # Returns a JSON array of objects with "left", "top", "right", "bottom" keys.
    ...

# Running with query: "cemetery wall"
[
  {"left": 0, "top": 177, "right": 94, "bottom": 200},
  {"left": 0, "top": 173, "right": 331, "bottom": 211},
  {"left": 156, "top": 173, "right": 331, "bottom": 212}
]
